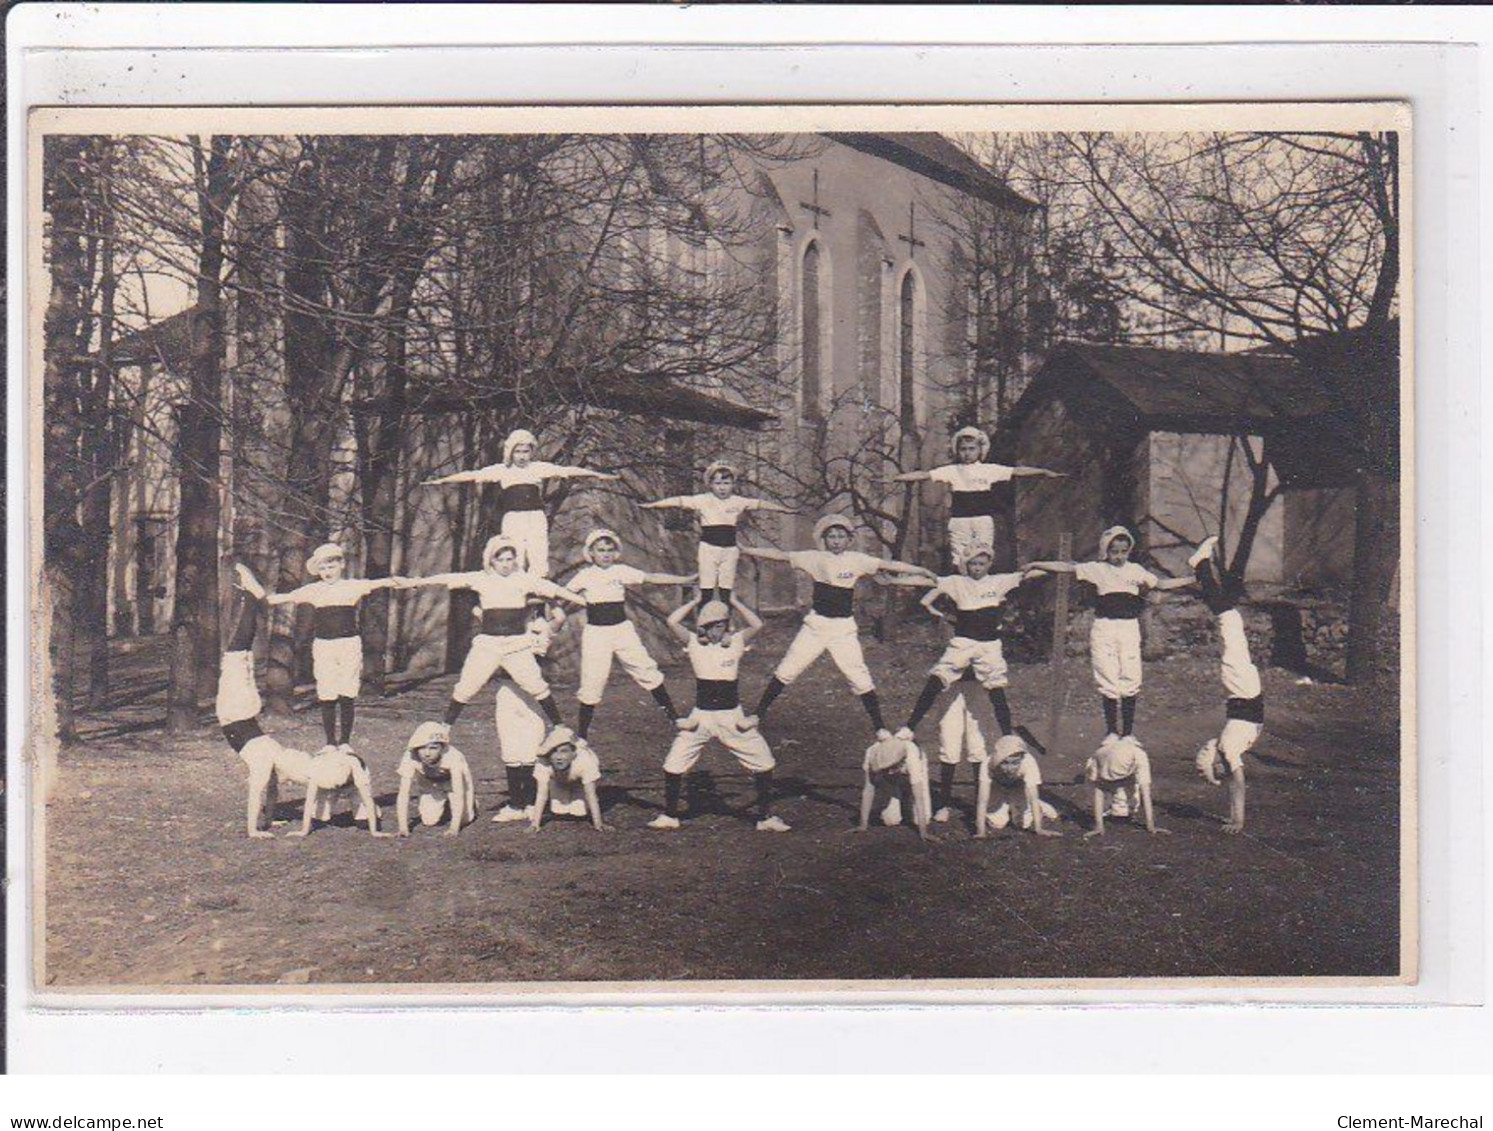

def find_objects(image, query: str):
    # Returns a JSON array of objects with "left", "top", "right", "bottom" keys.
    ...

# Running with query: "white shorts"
[
  {"left": 948, "top": 516, "right": 996, "bottom": 571},
  {"left": 578, "top": 622, "right": 664, "bottom": 705},
  {"left": 930, "top": 637, "right": 1008, "bottom": 689},
  {"left": 416, "top": 787, "right": 450, "bottom": 826},
  {"left": 238, "top": 733, "right": 285, "bottom": 773},
  {"left": 698, "top": 543, "right": 741, "bottom": 591},
  {"left": 1218, "top": 718, "right": 1263, "bottom": 773},
  {"left": 312, "top": 636, "right": 362, "bottom": 700},
  {"left": 937, "top": 693, "right": 990, "bottom": 766},
  {"left": 773, "top": 613, "right": 874, "bottom": 695},
  {"left": 216, "top": 650, "right": 262, "bottom": 726},
  {"left": 664, "top": 708, "right": 775, "bottom": 774},
  {"left": 455, "top": 632, "right": 550, "bottom": 703},
  {"left": 1090, "top": 617, "right": 1142, "bottom": 699},
  {"left": 501, "top": 510, "right": 550, "bottom": 577},
  {"left": 495, "top": 683, "right": 547, "bottom": 767}
]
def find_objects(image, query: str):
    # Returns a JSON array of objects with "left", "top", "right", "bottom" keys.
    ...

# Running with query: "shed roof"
[
  {"left": 825, "top": 133, "right": 1040, "bottom": 213},
  {"left": 1010, "top": 341, "right": 1328, "bottom": 432},
  {"left": 379, "top": 369, "right": 774, "bottom": 430},
  {"left": 107, "top": 302, "right": 775, "bottom": 431}
]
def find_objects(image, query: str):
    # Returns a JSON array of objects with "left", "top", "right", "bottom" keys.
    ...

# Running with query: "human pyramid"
[{"left": 216, "top": 426, "right": 1264, "bottom": 843}]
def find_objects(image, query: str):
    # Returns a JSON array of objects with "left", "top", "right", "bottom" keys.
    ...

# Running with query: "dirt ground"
[{"left": 42, "top": 614, "right": 1403, "bottom": 988}]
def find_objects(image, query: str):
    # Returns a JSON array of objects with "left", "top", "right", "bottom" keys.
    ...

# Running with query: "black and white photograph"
[{"left": 28, "top": 104, "right": 1411, "bottom": 991}]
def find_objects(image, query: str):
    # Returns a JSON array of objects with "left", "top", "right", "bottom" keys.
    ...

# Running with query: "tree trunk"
[
  {"left": 167, "top": 136, "right": 233, "bottom": 731},
  {"left": 42, "top": 136, "right": 92, "bottom": 744},
  {"left": 358, "top": 269, "right": 419, "bottom": 695},
  {"left": 79, "top": 139, "right": 118, "bottom": 704},
  {"left": 264, "top": 157, "right": 337, "bottom": 716},
  {"left": 1346, "top": 471, "right": 1398, "bottom": 686}
]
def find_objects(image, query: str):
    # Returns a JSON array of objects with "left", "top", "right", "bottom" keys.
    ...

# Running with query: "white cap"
[
  {"left": 1195, "top": 738, "right": 1226, "bottom": 784},
  {"left": 964, "top": 542, "right": 995, "bottom": 564},
  {"left": 305, "top": 542, "right": 345, "bottom": 576},
  {"left": 697, "top": 600, "right": 731, "bottom": 626},
  {"left": 1098, "top": 525, "right": 1135, "bottom": 557},
  {"left": 483, "top": 534, "right": 520, "bottom": 565},
  {"left": 503, "top": 428, "right": 538, "bottom": 464},
  {"left": 584, "top": 528, "right": 622, "bottom": 561},
  {"left": 538, "top": 726, "right": 578, "bottom": 758},
  {"left": 704, "top": 459, "right": 740, "bottom": 482},
  {"left": 407, "top": 721, "right": 448, "bottom": 752},
  {"left": 812, "top": 513, "right": 856, "bottom": 543},
  {"left": 991, "top": 734, "right": 1029, "bottom": 763},
  {"left": 950, "top": 425, "right": 991, "bottom": 460},
  {"left": 865, "top": 736, "right": 911, "bottom": 774}
]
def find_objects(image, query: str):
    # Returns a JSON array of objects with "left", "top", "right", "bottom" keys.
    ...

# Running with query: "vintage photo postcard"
[{"left": 25, "top": 103, "right": 1412, "bottom": 995}]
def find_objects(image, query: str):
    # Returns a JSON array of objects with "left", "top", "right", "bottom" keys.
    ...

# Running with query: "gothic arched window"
[
  {"left": 899, "top": 269, "right": 918, "bottom": 433},
  {"left": 801, "top": 240, "right": 824, "bottom": 420}
]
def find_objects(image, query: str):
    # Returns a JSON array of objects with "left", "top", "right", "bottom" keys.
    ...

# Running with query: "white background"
[{"left": 5, "top": 2, "right": 1489, "bottom": 1096}]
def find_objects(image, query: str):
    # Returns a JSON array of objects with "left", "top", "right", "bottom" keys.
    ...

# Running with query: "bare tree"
[
  {"left": 42, "top": 137, "right": 93, "bottom": 742},
  {"left": 1002, "top": 131, "right": 1400, "bottom": 679}
]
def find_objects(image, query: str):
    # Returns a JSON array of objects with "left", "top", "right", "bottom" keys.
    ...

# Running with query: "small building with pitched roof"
[{"left": 1005, "top": 341, "right": 1357, "bottom": 588}]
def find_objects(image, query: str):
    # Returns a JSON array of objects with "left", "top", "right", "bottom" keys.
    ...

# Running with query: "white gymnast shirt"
[
  {"left": 787, "top": 550, "right": 884, "bottom": 589},
  {"left": 285, "top": 578, "right": 385, "bottom": 607},
  {"left": 533, "top": 745, "right": 602, "bottom": 787},
  {"left": 1073, "top": 561, "right": 1160, "bottom": 594},
  {"left": 934, "top": 572, "right": 1025, "bottom": 609},
  {"left": 686, "top": 633, "right": 748, "bottom": 681},
  {"left": 678, "top": 493, "right": 763, "bottom": 527},
  {"left": 927, "top": 462, "right": 1016, "bottom": 492},
  {"left": 570, "top": 564, "right": 648, "bottom": 605},
  {"left": 445, "top": 571, "right": 566, "bottom": 610},
  {"left": 788, "top": 550, "right": 885, "bottom": 619}
]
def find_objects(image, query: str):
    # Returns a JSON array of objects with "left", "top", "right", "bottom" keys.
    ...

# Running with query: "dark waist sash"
[
  {"left": 501, "top": 483, "right": 544, "bottom": 512},
  {"left": 1094, "top": 592, "right": 1145, "bottom": 620},
  {"left": 811, "top": 582, "right": 855, "bottom": 618},
  {"left": 695, "top": 678, "right": 740, "bottom": 711},
  {"left": 954, "top": 607, "right": 1004, "bottom": 642},
  {"left": 701, "top": 524, "right": 738, "bottom": 548},
  {"left": 1226, "top": 695, "right": 1265, "bottom": 724},
  {"left": 222, "top": 717, "right": 264, "bottom": 754},
  {"left": 481, "top": 607, "right": 531, "bottom": 636},
  {"left": 586, "top": 601, "right": 628, "bottom": 627},
  {"left": 314, "top": 605, "right": 359, "bottom": 640},
  {"left": 950, "top": 490, "right": 992, "bottom": 519}
]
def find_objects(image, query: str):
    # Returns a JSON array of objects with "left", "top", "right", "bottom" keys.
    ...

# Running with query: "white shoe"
[
  {"left": 1020, "top": 801, "right": 1059, "bottom": 830},
  {"left": 933, "top": 807, "right": 951, "bottom": 824},
  {"left": 551, "top": 799, "right": 586, "bottom": 818},
  {"left": 317, "top": 744, "right": 338, "bottom": 758},
  {"left": 881, "top": 797, "right": 903, "bottom": 826},
  {"left": 876, "top": 728, "right": 894, "bottom": 743},
  {"left": 895, "top": 726, "right": 915, "bottom": 742},
  {"left": 490, "top": 805, "right": 529, "bottom": 824},
  {"left": 676, "top": 711, "right": 701, "bottom": 731},
  {"left": 735, "top": 714, "right": 760, "bottom": 733},
  {"left": 987, "top": 802, "right": 1011, "bottom": 830},
  {"left": 1188, "top": 536, "right": 1220, "bottom": 569},
  {"left": 648, "top": 814, "right": 681, "bottom": 830},
  {"left": 1109, "top": 790, "right": 1131, "bottom": 819},
  {"left": 755, "top": 816, "right": 791, "bottom": 833},
  {"left": 338, "top": 743, "right": 354, "bottom": 756}
]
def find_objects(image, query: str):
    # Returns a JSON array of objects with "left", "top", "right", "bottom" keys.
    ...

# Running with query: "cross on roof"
[
  {"left": 798, "top": 169, "right": 831, "bottom": 229},
  {"left": 898, "top": 200, "right": 926, "bottom": 258}
]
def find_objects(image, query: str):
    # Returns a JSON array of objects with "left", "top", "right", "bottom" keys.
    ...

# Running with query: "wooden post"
[{"left": 1045, "top": 532, "right": 1073, "bottom": 754}]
